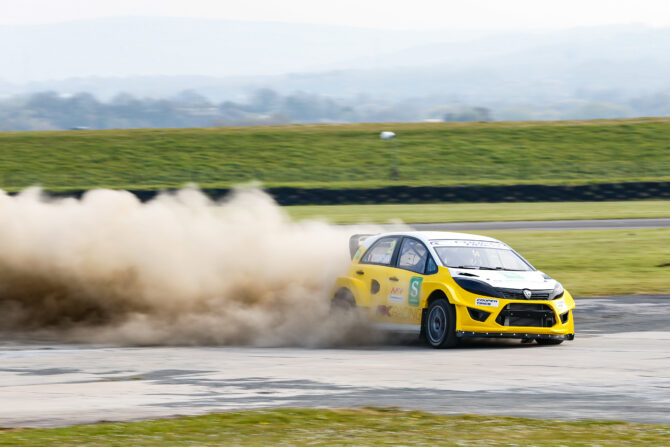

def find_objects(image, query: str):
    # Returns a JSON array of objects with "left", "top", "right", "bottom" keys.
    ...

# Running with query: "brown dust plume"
[{"left": 0, "top": 187, "right": 384, "bottom": 346}]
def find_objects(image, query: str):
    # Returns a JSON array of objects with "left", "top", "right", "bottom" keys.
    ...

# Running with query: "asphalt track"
[
  {"left": 1, "top": 295, "right": 669, "bottom": 428},
  {"left": 408, "top": 218, "right": 670, "bottom": 231}
]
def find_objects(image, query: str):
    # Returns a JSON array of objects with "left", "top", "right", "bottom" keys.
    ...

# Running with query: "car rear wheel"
[
  {"left": 536, "top": 338, "right": 564, "bottom": 345},
  {"left": 330, "top": 288, "right": 356, "bottom": 314},
  {"left": 424, "top": 298, "right": 458, "bottom": 348}
]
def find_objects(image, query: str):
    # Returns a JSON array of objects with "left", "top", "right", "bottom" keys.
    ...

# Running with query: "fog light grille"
[{"left": 467, "top": 307, "right": 491, "bottom": 322}]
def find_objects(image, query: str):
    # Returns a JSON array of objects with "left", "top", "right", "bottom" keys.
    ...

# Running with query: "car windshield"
[{"left": 432, "top": 241, "right": 533, "bottom": 271}]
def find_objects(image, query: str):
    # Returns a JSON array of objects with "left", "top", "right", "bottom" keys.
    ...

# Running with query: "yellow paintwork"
[{"left": 333, "top": 249, "right": 575, "bottom": 337}]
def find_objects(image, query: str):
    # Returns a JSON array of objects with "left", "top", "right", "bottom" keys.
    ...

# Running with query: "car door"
[
  {"left": 389, "top": 237, "right": 438, "bottom": 326},
  {"left": 358, "top": 236, "right": 401, "bottom": 323}
]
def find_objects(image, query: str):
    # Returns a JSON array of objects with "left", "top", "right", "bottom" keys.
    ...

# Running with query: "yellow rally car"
[{"left": 332, "top": 231, "right": 575, "bottom": 348}]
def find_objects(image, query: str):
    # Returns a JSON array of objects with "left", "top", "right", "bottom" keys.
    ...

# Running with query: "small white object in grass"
[{"left": 380, "top": 131, "right": 396, "bottom": 140}]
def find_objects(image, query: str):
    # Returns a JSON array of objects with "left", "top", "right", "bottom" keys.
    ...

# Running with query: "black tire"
[
  {"left": 424, "top": 298, "right": 458, "bottom": 348},
  {"left": 330, "top": 288, "right": 356, "bottom": 313},
  {"left": 536, "top": 338, "right": 564, "bottom": 345}
]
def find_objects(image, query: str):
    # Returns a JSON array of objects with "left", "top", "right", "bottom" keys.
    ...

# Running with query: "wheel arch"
[
  {"left": 421, "top": 283, "right": 459, "bottom": 308},
  {"left": 331, "top": 276, "right": 368, "bottom": 307},
  {"left": 425, "top": 289, "right": 449, "bottom": 308}
]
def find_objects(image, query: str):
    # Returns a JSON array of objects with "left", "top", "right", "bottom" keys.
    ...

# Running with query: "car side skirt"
[{"left": 373, "top": 322, "right": 422, "bottom": 334}]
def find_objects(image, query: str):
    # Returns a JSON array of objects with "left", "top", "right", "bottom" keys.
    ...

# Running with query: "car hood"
[{"left": 449, "top": 268, "right": 558, "bottom": 290}]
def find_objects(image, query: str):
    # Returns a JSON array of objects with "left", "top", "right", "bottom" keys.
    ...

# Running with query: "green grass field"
[
  {"left": 286, "top": 200, "right": 670, "bottom": 223},
  {"left": 1, "top": 408, "right": 667, "bottom": 446},
  {"left": 2, "top": 118, "right": 670, "bottom": 191},
  {"left": 480, "top": 228, "right": 670, "bottom": 296}
]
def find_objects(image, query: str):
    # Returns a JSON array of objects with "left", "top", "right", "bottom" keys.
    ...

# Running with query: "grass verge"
[
  {"left": 286, "top": 200, "right": 670, "bottom": 224},
  {"left": 1, "top": 408, "right": 668, "bottom": 446},
  {"left": 2, "top": 118, "right": 670, "bottom": 191},
  {"left": 478, "top": 228, "right": 670, "bottom": 296}
]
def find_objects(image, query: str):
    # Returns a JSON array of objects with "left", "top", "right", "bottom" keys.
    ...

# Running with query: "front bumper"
[{"left": 453, "top": 290, "right": 576, "bottom": 337}]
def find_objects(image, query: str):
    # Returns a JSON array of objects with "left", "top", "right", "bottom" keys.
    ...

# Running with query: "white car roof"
[{"left": 361, "top": 231, "right": 501, "bottom": 248}]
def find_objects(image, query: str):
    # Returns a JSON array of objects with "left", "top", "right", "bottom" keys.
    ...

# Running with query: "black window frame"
[{"left": 359, "top": 236, "right": 402, "bottom": 267}]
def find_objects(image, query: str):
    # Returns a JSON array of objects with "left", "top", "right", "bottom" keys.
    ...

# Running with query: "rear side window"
[{"left": 361, "top": 237, "right": 399, "bottom": 265}]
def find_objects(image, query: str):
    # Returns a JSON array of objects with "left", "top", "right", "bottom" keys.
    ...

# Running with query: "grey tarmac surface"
[
  {"left": 408, "top": 217, "right": 670, "bottom": 231},
  {"left": 1, "top": 295, "right": 669, "bottom": 428}
]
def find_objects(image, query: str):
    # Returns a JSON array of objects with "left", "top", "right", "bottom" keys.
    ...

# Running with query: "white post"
[{"left": 380, "top": 131, "right": 398, "bottom": 180}]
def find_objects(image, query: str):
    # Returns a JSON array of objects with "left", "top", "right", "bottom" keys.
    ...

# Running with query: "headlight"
[
  {"left": 454, "top": 277, "right": 503, "bottom": 298},
  {"left": 551, "top": 282, "right": 564, "bottom": 300}
]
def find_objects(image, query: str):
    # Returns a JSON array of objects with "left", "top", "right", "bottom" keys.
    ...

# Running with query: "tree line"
[{"left": 1, "top": 88, "right": 669, "bottom": 131}]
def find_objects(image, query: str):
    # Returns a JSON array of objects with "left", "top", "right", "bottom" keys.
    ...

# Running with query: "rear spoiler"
[{"left": 349, "top": 234, "right": 375, "bottom": 258}]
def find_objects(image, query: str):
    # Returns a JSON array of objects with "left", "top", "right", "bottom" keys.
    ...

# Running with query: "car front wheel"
[{"left": 424, "top": 298, "right": 458, "bottom": 348}]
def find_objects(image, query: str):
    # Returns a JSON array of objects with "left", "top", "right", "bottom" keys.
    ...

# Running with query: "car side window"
[
  {"left": 425, "top": 256, "right": 438, "bottom": 275},
  {"left": 397, "top": 238, "right": 431, "bottom": 274},
  {"left": 361, "top": 237, "right": 399, "bottom": 265}
]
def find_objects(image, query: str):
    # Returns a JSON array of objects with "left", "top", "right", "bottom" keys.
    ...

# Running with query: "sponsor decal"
[
  {"left": 408, "top": 276, "right": 422, "bottom": 307},
  {"left": 354, "top": 247, "right": 363, "bottom": 260},
  {"left": 502, "top": 272, "right": 524, "bottom": 279},
  {"left": 475, "top": 298, "right": 499, "bottom": 307},
  {"left": 388, "top": 286, "right": 405, "bottom": 303},
  {"left": 554, "top": 298, "right": 568, "bottom": 313},
  {"left": 376, "top": 305, "right": 393, "bottom": 316},
  {"left": 429, "top": 239, "right": 507, "bottom": 249}
]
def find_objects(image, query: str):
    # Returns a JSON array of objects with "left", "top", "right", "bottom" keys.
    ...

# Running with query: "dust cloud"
[{"left": 0, "top": 187, "right": 384, "bottom": 346}]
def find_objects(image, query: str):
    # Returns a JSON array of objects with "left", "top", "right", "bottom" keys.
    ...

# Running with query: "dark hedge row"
[{"left": 32, "top": 181, "right": 670, "bottom": 205}]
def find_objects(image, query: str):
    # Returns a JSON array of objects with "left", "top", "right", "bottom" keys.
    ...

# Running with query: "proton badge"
[{"left": 522, "top": 289, "right": 532, "bottom": 299}]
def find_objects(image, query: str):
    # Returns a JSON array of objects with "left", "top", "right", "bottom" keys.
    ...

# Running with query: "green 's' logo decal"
[
  {"left": 354, "top": 247, "right": 363, "bottom": 260},
  {"left": 408, "top": 276, "right": 422, "bottom": 307}
]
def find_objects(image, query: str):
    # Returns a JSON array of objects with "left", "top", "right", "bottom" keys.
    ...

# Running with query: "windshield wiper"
[{"left": 452, "top": 265, "right": 480, "bottom": 270}]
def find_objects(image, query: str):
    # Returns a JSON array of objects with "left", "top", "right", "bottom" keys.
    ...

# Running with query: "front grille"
[
  {"left": 499, "top": 288, "right": 552, "bottom": 300},
  {"left": 495, "top": 303, "right": 556, "bottom": 328}
]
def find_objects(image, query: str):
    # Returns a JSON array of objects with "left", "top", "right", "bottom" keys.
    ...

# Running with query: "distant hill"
[
  {"left": 2, "top": 20, "right": 670, "bottom": 105},
  {"left": 2, "top": 19, "right": 670, "bottom": 125},
  {"left": 0, "top": 17, "right": 459, "bottom": 86}
]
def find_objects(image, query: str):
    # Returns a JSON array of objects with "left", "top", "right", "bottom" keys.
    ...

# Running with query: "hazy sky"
[{"left": 3, "top": 0, "right": 670, "bottom": 30}]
